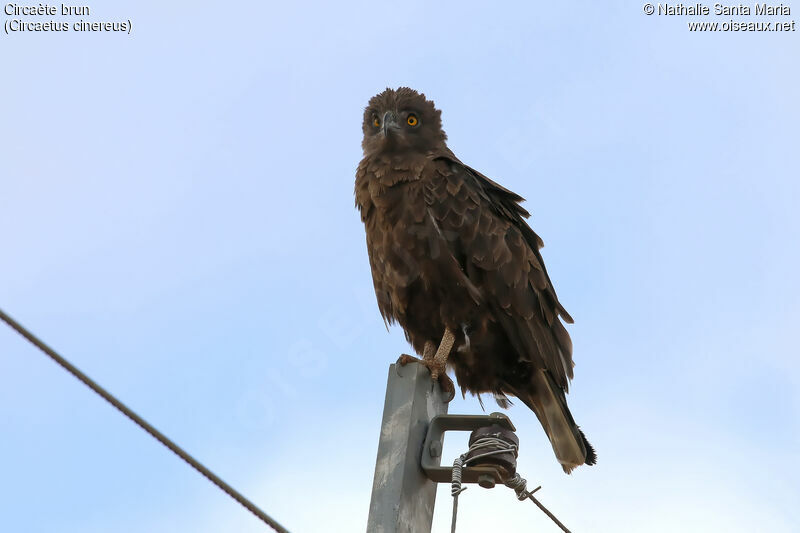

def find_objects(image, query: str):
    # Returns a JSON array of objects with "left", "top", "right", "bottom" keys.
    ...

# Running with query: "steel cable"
[{"left": 0, "top": 307, "right": 290, "bottom": 533}]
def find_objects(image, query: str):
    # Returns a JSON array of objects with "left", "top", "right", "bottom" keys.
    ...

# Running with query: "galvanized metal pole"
[{"left": 366, "top": 363, "right": 449, "bottom": 533}]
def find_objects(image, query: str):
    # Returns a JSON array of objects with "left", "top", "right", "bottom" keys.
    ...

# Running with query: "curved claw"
[
  {"left": 397, "top": 353, "right": 421, "bottom": 366},
  {"left": 436, "top": 373, "right": 456, "bottom": 403},
  {"left": 395, "top": 354, "right": 455, "bottom": 403}
]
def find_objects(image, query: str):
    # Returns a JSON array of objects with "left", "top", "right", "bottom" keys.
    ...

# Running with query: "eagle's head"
[{"left": 361, "top": 87, "right": 448, "bottom": 157}]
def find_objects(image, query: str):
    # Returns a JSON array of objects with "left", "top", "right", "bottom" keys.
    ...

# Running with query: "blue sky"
[{"left": 1, "top": 1, "right": 798, "bottom": 531}]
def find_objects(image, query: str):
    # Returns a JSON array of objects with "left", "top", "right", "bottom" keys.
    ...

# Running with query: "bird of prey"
[{"left": 355, "top": 87, "right": 596, "bottom": 473}]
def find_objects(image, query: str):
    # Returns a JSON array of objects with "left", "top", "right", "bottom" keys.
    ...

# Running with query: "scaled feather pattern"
[{"left": 355, "top": 87, "right": 596, "bottom": 473}]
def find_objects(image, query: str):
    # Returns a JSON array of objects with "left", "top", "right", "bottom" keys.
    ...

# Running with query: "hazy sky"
[{"left": 1, "top": 1, "right": 798, "bottom": 532}]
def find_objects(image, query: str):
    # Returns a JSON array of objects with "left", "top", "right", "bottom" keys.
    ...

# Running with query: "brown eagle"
[{"left": 355, "top": 87, "right": 596, "bottom": 473}]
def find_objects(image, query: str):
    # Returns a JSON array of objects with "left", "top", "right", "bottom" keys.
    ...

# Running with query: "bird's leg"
[
  {"left": 422, "top": 341, "right": 437, "bottom": 361},
  {"left": 429, "top": 327, "right": 456, "bottom": 401},
  {"left": 397, "top": 342, "right": 435, "bottom": 375},
  {"left": 396, "top": 340, "right": 436, "bottom": 366},
  {"left": 396, "top": 328, "right": 456, "bottom": 402},
  {"left": 429, "top": 328, "right": 455, "bottom": 380}
]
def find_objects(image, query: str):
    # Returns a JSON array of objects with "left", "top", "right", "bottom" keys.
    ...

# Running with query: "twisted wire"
[
  {"left": 504, "top": 472, "right": 532, "bottom": 500},
  {"left": 449, "top": 430, "right": 572, "bottom": 533},
  {"left": 451, "top": 455, "right": 467, "bottom": 497},
  {"left": 463, "top": 435, "right": 518, "bottom": 465},
  {"left": 450, "top": 454, "right": 467, "bottom": 533}
]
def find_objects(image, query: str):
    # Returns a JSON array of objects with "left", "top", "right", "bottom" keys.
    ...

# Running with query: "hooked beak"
[{"left": 381, "top": 111, "right": 399, "bottom": 136}]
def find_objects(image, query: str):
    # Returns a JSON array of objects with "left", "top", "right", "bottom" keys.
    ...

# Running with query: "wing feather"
[{"left": 426, "top": 154, "right": 575, "bottom": 388}]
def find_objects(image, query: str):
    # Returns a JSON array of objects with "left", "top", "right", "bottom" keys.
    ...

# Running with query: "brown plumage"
[{"left": 355, "top": 87, "right": 596, "bottom": 473}]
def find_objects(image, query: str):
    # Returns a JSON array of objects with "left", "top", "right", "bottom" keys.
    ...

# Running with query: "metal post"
[{"left": 366, "top": 363, "right": 449, "bottom": 533}]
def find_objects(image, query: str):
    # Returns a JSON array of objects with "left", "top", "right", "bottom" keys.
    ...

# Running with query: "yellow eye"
[
  {"left": 407, "top": 114, "right": 418, "bottom": 126},
  {"left": 372, "top": 116, "right": 380, "bottom": 127}
]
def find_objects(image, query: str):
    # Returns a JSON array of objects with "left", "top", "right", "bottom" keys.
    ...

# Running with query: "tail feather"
[
  {"left": 579, "top": 427, "right": 597, "bottom": 466},
  {"left": 512, "top": 370, "right": 596, "bottom": 474}
]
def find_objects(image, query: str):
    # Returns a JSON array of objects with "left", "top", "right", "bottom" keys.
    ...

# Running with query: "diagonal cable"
[
  {"left": 450, "top": 433, "right": 573, "bottom": 533},
  {"left": 527, "top": 491, "right": 571, "bottom": 533},
  {"left": 0, "top": 307, "right": 290, "bottom": 533}
]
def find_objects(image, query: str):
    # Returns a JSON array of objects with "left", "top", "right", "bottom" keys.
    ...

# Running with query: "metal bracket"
[{"left": 421, "top": 412, "right": 516, "bottom": 488}]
